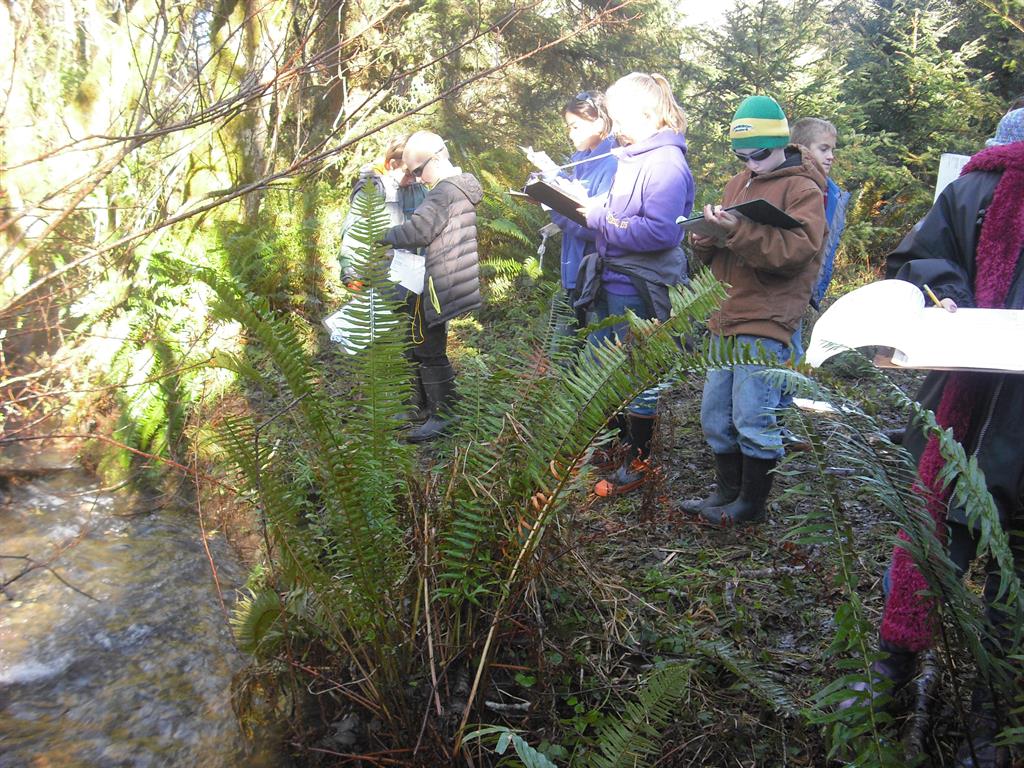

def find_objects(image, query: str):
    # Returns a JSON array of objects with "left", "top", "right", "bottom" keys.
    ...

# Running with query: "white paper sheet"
[
  {"left": 388, "top": 248, "right": 425, "bottom": 293},
  {"left": 807, "top": 279, "right": 1024, "bottom": 371},
  {"left": 322, "top": 289, "right": 399, "bottom": 355}
]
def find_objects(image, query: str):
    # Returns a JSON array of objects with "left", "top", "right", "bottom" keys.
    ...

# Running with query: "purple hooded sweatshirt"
[{"left": 585, "top": 129, "right": 694, "bottom": 295}]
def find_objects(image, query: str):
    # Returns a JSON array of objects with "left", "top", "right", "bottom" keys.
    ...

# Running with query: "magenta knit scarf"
[{"left": 880, "top": 141, "right": 1024, "bottom": 652}]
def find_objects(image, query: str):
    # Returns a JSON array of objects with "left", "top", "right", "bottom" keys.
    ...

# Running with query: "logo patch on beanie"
[{"left": 732, "top": 123, "right": 754, "bottom": 133}]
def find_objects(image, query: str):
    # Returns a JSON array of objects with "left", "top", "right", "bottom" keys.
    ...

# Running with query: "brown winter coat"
[{"left": 692, "top": 146, "right": 827, "bottom": 344}]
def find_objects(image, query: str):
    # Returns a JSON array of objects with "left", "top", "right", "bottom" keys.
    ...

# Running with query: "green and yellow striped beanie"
[{"left": 729, "top": 95, "right": 790, "bottom": 150}]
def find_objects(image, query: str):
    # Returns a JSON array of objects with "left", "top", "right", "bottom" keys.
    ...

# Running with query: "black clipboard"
[
  {"left": 523, "top": 179, "right": 588, "bottom": 226},
  {"left": 677, "top": 199, "right": 801, "bottom": 238}
]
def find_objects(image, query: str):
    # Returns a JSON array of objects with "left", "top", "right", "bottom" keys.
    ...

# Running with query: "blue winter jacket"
[
  {"left": 584, "top": 130, "right": 694, "bottom": 294},
  {"left": 811, "top": 177, "right": 851, "bottom": 308},
  {"left": 549, "top": 135, "right": 619, "bottom": 290}
]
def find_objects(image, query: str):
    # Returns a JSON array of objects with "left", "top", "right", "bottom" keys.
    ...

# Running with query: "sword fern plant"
[{"left": 197, "top": 182, "right": 734, "bottom": 754}]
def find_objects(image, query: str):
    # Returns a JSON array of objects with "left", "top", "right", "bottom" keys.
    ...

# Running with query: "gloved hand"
[{"left": 341, "top": 267, "right": 363, "bottom": 291}]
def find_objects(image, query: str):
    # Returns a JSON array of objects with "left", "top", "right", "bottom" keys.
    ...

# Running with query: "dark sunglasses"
[
  {"left": 732, "top": 147, "right": 774, "bottom": 163},
  {"left": 410, "top": 155, "right": 434, "bottom": 178}
]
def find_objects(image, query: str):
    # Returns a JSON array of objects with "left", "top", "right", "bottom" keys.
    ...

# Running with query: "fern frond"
[
  {"left": 231, "top": 588, "right": 284, "bottom": 654},
  {"left": 195, "top": 185, "right": 417, "bottom": 660},
  {"left": 784, "top": 357, "right": 1023, "bottom": 762},
  {"left": 482, "top": 217, "right": 533, "bottom": 247},
  {"left": 584, "top": 663, "right": 694, "bottom": 768},
  {"left": 696, "top": 637, "right": 798, "bottom": 718},
  {"left": 439, "top": 271, "right": 727, "bottom": 612}
]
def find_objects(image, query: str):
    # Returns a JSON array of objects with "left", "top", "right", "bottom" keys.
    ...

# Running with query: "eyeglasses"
[{"left": 732, "top": 147, "right": 775, "bottom": 163}]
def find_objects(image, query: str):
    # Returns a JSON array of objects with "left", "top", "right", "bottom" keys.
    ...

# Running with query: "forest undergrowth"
[{"left": 201, "top": 237, "right": 1018, "bottom": 768}]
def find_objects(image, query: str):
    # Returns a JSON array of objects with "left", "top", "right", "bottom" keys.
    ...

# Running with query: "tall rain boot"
[
  {"left": 592, "top": 413, "right": 630, "bottom": 471},
  {"left": 836, "top": 637, "right": 918, "bottom": 710},
  {"left": 700, "top": 455, "right": 776, "bottom": 525},
  {"left": 955, "top": 685, "right": 1011, "bottom": 768},
  {"left": 595, "top": 414, "right": 655, "bottom": 497},
  {"left": 407, "top": 364, "right": 457, "bottom": 444},
  {"left": 680, "top": 452, "right": 742, "bottom": 514},
  {"left": 400, "top": 368, "right": 429, "bottom": 427}
]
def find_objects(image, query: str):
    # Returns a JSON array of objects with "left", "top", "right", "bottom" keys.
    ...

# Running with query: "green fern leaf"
[{"left": 231, "top": 589, "right": 284, "bottom": 653}]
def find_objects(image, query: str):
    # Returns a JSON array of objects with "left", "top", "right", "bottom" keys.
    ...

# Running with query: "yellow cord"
[{"left": 410, "top": 294, "right": 425, "bottom": 345}]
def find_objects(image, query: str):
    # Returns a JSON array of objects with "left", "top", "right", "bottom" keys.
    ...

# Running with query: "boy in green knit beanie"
[{"left": 682, "top": 95, "right": 827, "bottom": 525}]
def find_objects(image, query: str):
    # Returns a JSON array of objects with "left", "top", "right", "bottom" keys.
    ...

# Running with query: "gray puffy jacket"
[{"left": 383, "top": 172, "right": 483, "bottom": 327}]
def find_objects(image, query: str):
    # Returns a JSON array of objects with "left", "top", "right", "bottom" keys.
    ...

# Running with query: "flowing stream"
[{"left": 0, "top": 445, "right": 283, "bottom": 767}]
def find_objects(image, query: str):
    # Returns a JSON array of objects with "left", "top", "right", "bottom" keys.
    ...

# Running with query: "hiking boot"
[
  {"left": 680, "top": 452, "right": 742, "bottom": 514},
  {"left": 701, "top": 456, "right": 776, "bottom": 526},
  {"left": 836, "top": 639, "right": 917, "bottom": 711}
]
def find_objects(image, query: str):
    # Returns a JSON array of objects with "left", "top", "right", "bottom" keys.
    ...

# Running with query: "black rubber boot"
[
  {"left": 407, "top": 364, "right": 457, "bottom": 443},
  {"left": 594, "top": 415, "right": 655, "bottom": 497},
  {"left": 400, "top": 369, "right": 429, "bottom": 426},
  {"left": 955, "top": 685, "right": 1011, "bottom": 768},
  {"left": 700, "top": 455, "right": 776, "bottom": 525},
  {"left": 680, "top": 452, "right": 742, "bottom": 514},
  {"left": 836, "top": 638, "right": 917, "bottom": 710},
  {"left": 591, "top": 413, "right": 630, "bottom": 471}
]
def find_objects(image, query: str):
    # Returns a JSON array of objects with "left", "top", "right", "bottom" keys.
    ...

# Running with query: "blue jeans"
[
  {"left": 778, "top": 324, "right": 804, "bottom": 411},
  {"left": 700, "top": 334, "right": 792, "bottom": 460},
  {"left": 588, "top": 290, "right": 659, "bottom": 417}
]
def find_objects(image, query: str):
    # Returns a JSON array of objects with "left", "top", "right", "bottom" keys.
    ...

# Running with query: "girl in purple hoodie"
[{"left": 579, "top": 72, "right": 695, "bottom": 496}]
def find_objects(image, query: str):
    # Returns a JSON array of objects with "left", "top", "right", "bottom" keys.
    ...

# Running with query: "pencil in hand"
[{"left": 923, "top": 284, "right": 957, "bottom": 312}]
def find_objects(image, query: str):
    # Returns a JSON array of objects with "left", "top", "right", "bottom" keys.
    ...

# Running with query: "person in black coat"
[
  {"left": 851, "top": 132, "right": 1024, "bottom": 768},
  {"left": 382, "top": 131, "right": 483, "bottom": 443}
]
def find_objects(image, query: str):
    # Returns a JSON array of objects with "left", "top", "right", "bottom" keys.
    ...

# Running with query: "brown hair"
[
  {"left": 564, "top": 91, "right": 612, "bottom": 137},
  {"left": 383, "top": 134, "right": 411, "bottom": 166},
  {"left": 791, "top": 117, "right": 837, "bottom": 147},
  {"left": 606, "top": 72, "right": 687, "bottom": 134}
]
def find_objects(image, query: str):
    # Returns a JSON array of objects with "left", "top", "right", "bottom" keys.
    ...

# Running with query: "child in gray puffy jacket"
[{"left": 382, "top": 131, "right": 483, "bottom": 443}]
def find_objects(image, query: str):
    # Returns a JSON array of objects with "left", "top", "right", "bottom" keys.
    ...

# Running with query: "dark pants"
[
  {"left": 947, "top": 522, "right": 1024, "bottom": 644},
  {"left": 404, "top": 294, "right": 449, "bottom": 368}
]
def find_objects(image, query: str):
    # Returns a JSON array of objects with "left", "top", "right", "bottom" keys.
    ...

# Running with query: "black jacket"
[
  {"left": 574, "top": 247, "right": 689, "bottom": 323},
  {"left": 887, "top": 169, "right": 1024, "bottom": 529},
  {"left": 383, "top": 172, "right": 483, "bottom": 327}
]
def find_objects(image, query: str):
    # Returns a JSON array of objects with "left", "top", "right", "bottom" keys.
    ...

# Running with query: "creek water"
[{"left": 0, "top": 447, "right": 283, "bottom": 767}]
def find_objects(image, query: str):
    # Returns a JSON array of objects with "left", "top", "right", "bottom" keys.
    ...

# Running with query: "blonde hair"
[
  {"left": 790, "top": 117, "right": 837, "bottom": 147},
  {"left": 403, "top": 131, "right": 448, "bottom": 168},
  {"left": 606, "top": 72, "right": 687, "bottom": 134}
]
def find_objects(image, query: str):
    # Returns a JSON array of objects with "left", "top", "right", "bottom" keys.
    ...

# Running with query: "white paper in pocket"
[{"left": 388, "top": 249, "right": 425, "bottom": 294}]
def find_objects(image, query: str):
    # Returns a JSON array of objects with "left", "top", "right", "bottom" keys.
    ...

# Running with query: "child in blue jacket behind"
[{"left": 576, "top": 72, "right": 695, "bottom": 496}]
